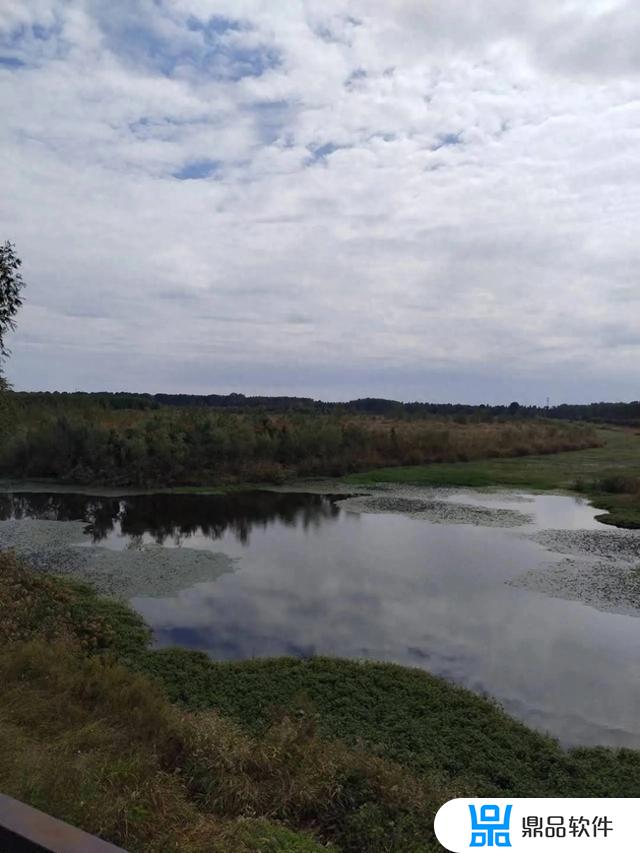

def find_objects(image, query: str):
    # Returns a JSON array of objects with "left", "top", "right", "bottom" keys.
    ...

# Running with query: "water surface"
[{"left": 1, "top": 488, "right": 639, "bottom": 749}]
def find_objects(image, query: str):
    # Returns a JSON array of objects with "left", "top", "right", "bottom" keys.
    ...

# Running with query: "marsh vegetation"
[
  {"left": 0, "top": 392, "right": 598, "bottom": 487},
  {"left": 347, "top": 427, "right": 640, "bottom": 528}
]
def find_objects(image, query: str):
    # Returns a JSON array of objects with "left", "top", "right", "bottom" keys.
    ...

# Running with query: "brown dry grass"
[{"left": 0, "top": 640, "right": 441, "bottom": 851}]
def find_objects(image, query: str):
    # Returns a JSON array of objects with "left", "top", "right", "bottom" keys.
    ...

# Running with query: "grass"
[
  {"left": 3, "top": 552, "right": 640, "bottom": 853},
  {"left": 138, "top": 650, "right": 640, "bottom": 799},
  {"left": 0, "top": 551, "right": 151, "bottom": 659},
  {"left": 344, "top": 427, "right": 640, "bottom": 528},
  {"left": 0, "top": 640, "right": 343, "bottom": 853}
]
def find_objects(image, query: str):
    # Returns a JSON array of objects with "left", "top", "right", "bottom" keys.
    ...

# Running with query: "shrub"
[{"left": 0, "top": 399, "right": 600, "bottom": 487}]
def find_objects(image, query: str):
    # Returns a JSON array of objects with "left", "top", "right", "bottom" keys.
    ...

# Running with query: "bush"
[{"left": 0, "top": 398, "right": 600, "bottom": 487}]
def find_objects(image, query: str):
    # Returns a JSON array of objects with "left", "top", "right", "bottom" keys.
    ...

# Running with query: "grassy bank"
[
  {"left": 2, "top": 553, "right": 640, "bottom": 852},
  {"left": 345, "top": 427, "right": 640, "bottom": 528}
]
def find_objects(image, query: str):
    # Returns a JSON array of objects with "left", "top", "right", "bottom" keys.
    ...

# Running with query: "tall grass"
[
  {"left": 0, "top": 638, "right": 444, "bottom": 852},
  {"left": 0, "top": 402, "right": 599, "bottom": 487},
  {"left": 0, "top": 640, "right": 351, "bottom": 852}
]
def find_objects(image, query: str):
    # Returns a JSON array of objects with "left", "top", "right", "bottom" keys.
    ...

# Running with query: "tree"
[{"left": 0, "top": 241, "right": 25, "bottom": 388}]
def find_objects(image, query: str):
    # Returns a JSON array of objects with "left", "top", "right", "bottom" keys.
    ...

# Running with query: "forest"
[
  {"left": 0, "top": 392, "right": 598, "bottom": 487},
  {"left": 7, "top": 390, "right": 640, "bottom": 424}
]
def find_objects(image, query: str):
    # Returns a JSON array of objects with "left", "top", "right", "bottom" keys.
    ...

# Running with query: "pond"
[{"left": 1, "top": 487, "right": 639, "bottom": 750}]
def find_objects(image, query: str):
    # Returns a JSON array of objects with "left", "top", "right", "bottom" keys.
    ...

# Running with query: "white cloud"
[{"left": 1, "top": 0, "right": 639, "bottom": 402}]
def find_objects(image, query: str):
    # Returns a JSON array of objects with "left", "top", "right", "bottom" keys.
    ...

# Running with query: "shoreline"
[{"left": 1, "top": 480, "right": 639, "bottom": 623}]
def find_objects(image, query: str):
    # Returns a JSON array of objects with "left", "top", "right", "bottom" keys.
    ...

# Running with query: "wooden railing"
[{"left": 0, "top": 794, "right": 126, "bottom": 852}]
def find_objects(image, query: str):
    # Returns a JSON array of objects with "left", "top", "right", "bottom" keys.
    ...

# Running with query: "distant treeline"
[
  {"left": 543, "top": 401, "right": 640, "bottom": 425},
  {"left": 0, "top": 393, "right": 598, "bottom": 486},
  {"left": 5, "top": 391, "right": 640, "bottom": 424}
]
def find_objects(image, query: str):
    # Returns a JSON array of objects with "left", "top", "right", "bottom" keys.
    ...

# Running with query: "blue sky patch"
[
  {"left": 94, "top": 5, "right": 280, "bottom": 81},
  {"left": 431, "top": 132, "right": 463, "bottom": 151},
  {"left": 219, "top": 44, "right": 280, "bottom": 81},
  {"left": 0, "top": 56, "right": 25, "bottom": 69},
  {"left": 306, "top": 142, "right": 349, "bottom": 165},
  {"left": 1, "top": 21, "right": 59, "bottom": 46},
  {"left": 0, "top": 18, "right": 66, "bottom": 65},
  {"left": 187, "top": 15, "right": 244, "bottom": 36},
  {"left": 173, "top": 159, "right": 221, "bottom": 180}
]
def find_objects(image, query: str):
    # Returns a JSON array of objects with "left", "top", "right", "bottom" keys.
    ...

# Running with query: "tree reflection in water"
[{"left": 0, "top": 491, "right": 344, "bottom": 546}]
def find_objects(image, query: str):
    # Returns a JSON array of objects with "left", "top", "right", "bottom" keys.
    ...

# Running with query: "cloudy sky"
[{"left": 1, "top": 1, "right": 639, "bottom": 403}]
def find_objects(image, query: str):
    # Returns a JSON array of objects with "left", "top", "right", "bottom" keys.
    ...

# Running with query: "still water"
[{"left": 2, "top": 489, "right": 639, "bottom": 748}]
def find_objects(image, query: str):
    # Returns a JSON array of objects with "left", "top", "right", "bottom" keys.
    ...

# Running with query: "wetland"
[{"left": 2, "top": 484, "right": 639, "bottom": 750}]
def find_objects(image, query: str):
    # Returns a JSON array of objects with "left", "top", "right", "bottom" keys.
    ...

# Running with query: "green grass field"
[{"left": 344, "top": 427, "right": 640, "bottom": 527}]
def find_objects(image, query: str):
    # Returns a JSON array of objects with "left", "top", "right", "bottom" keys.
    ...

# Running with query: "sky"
[{"left": 1, "top": 1, "right": 639, "bottom": 404}]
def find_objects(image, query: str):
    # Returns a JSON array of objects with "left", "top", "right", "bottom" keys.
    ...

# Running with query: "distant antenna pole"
[{"left": 545, "top": 397, "right": 550, "bottom": 409}]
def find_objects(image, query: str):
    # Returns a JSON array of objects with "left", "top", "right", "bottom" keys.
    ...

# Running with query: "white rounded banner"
[{"left": 435, "top": 798, "right": 640, "bottom": 852}]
